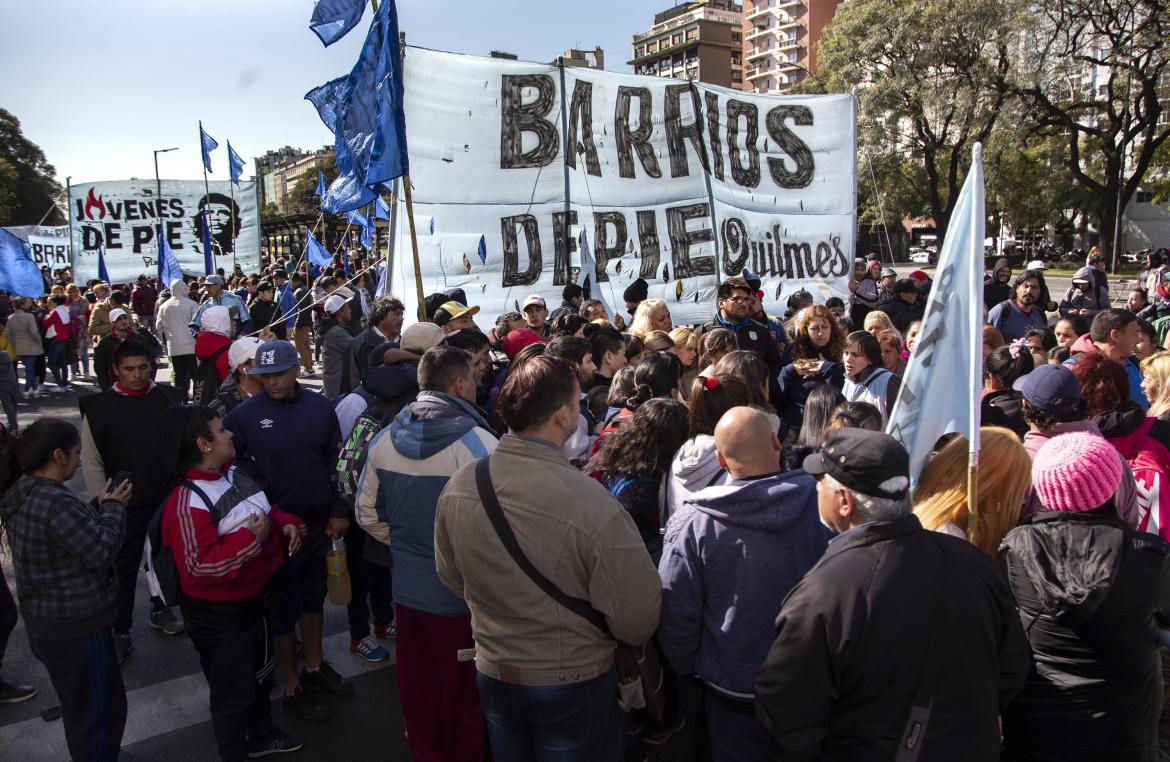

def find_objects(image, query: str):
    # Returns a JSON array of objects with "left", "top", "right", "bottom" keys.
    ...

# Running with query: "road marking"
[{"left": 0, "top": 631, "right": 394, "bottom": 758}]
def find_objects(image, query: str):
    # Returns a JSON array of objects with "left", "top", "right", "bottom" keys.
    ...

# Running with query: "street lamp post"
[
  {"left": 153, "top": 148, "right": 179, "bottom": 274},
  {"left": 153, "top": 147, "right": 179, "bottom": 201}
]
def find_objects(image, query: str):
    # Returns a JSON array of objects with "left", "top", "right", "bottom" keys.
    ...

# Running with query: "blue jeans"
[
  {"left": 476, "top": 668, "right": 627, "bottom": 762},
  {"left": 705, "top": 692, "right": 766, "bottom": 762},
  {"left": 47, "top": 339, "right": 68, "bottom": 386},
  {"left": 19, "top": 355, "right": 37, "bottom": 392}
]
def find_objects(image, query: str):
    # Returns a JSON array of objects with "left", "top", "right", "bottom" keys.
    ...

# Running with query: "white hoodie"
[
  {"left": 665, "top": 434, "right": 727, "bottom": 522},
  {"left": 157, "top": 277, "right": 198, "bottom": 356}
]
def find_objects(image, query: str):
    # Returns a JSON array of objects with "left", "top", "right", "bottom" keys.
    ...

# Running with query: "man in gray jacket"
[
  {"left": 436, "top": 355, "right": 661, "bottom": 760},
  {"left": 156, "top": 277, "right": 198, "bottom": 399}
]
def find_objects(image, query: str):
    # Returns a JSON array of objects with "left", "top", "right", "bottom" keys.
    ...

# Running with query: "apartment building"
[
  {"left": 742, "top": 0, "right": 841, "bottom": 93},
  {"left": 629, "top": 1, "right": 745, "bottom": 88}
]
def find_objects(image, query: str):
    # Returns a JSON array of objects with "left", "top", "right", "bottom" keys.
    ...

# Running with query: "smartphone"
[{"left": 110, "top": 471, "right": 132, "bottom": 491}]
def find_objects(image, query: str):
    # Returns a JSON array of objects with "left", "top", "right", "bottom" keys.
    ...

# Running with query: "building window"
[
  {"left": 686, "top": 27, "right": 698, "bottom": 41},
  {"left": 731, "top": 52, "right": 741, "bottom": 64},
  {"left": 635, "top": 46, "right": 644, "bottom": 57},
  {"left": 731, "top": 31, "right": 741, "bottom": 42},
  {"left": 672, "top": 33, "right": 683, "bottom": 45}
]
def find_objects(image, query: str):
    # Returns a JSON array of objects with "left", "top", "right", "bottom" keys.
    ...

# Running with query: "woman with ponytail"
[
  {"left": 158, "top": 405, "right": 307, "bottom": 759},
  {"left": 591, "top": 351, "right": 681, "bottom": 456},
  {"left": 0, "top": 417, "right": 131, "bottom": 760}
]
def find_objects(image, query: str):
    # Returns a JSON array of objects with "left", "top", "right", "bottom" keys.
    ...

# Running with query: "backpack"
[
  {"left": 146, "top": 480, "right": 220, "bottom": 608},
  {"left": 335, "top": 402, "right": 384, "bottom": 504},
  {"left": 1110, "top": 417, "right": 1170, "bottom": 541},
  {"left": 191, "top": 344, "right": 229, "bottom": 406}
]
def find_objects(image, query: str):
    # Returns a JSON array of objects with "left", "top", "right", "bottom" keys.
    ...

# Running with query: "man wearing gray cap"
[
  {"left": 755, "top": 428, "right": 1030, "bottom": 761},
  {"left": 190, "top": 275, "right": 252, "bottom": 336}
]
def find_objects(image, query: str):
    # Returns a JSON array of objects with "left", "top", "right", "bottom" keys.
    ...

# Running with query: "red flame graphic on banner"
[{"left": 85, "top": 188, "right": 106, "bottom": 220}]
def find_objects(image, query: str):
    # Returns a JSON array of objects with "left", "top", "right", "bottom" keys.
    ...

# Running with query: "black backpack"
[
  {"left": 146, "top": 480, "right": 221, "bottom": 608},
  {"left": 191, "top": 344, "right": 229, "bottom": 406}
]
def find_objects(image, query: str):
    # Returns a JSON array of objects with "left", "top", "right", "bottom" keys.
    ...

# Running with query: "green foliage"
[
  {"left": 285, "top": 163, "right": 337, "bottom": 217},
  {"left": 0, "top": 109, "right": 63, "bottom": 226}
]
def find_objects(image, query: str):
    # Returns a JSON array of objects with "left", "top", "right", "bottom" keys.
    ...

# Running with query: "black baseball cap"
[{"left": 803, "top": 429, "right": 911, "bottom": 500}]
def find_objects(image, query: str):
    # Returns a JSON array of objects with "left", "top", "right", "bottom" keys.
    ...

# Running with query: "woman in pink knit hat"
[{"left": 1001, "top": 432, "right": 1170, "bottom": 761}]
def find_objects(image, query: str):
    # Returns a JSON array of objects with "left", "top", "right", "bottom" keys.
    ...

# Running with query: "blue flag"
[
  {"left": 97, "top": 244, "right": 111, "bottom": 284},
  {"left": 157, "top": 228, "right": 184, "bottom": 286},
  {"left": 374, "top": 195, "right": 391, "bottom": 221},
  {"left": 309, "top": 0, "right": 366, "bottom": 46},
  {"left": 227, "top": 142, "right": 245, "bottom": 187},
  {"left": 315, "top": 170, "right": 326, "bottom": 197},
  {"left": 312, "top": 0, "right": 408, "bottom": 213},
  {"left": 305, "top": 76, "right": 348, "bottom": 137},
  {"left": 343, "top": 247, "right": 351, "bottom": 275},
  {"left": 347, "top": 210, "right": 374, "bottom": 250},
  {"left": 305, "top": 228, "right": 332, "bottom": 268},
  {"left": 199, "top": 212, "right": 215, "bottom": 275},
  {"left": 199, "top": 124, "right": 219, "bottom": 173},
  {"left": 0, "top": 229, "right": 48, "bottom": 297},
  {"left": 477, "top": 234, "right": 486, "bottom": 264}
]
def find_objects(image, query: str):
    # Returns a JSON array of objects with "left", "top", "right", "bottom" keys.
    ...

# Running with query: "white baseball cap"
[
  {"left": 109, "top": 308, "right": 129, "bottom": 323},
  {"left": 1025, "top": 260, "right": 1048, "bottom": 271},
  {"left": 228, "top": 337, "right": 263, "bottom": 372},
  {"left": 323, "top": 294, "right": 348, "bottom": 315},
  {"left": 522, "top": 295, "right": 546, "bottom": 311}
]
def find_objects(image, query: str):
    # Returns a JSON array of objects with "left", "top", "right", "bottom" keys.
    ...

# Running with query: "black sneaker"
[
  {"left": 248, "top": 725, "right": 305, "bottom": 758},
  {"left": 281, "top": 686, "right": 331, "bottom": 724},
  {"left": 114, "top": 633, "right": 134, "bottom": 664},
  {"left": 0, "top": 679, "right": 36, "bottom": 704},
  {"left": 149, "top": 608, "right": 185, "bottom": 636},
  {"left": 299, "top": 661, "right": 352, "bottom": 697}
]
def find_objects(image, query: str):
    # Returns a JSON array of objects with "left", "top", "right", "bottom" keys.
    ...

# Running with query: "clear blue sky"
[{"left": 2, "top": 0, "right": 653, "bottom": 185}]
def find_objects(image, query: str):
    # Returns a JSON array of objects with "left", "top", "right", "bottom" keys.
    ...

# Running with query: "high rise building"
[
  {"left": 629, "top": 1, "right": 745, "bottom": 88},
  {"left": 742, "top": 0, "right": 842, "bottom": 93},
  {"left": 253, "top": 146, "right": 333, "bottom": 213}
]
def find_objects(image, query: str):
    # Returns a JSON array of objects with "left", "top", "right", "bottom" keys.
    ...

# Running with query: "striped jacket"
[{"left": 161, "top": 465, "right": 303, "bottom": 603}]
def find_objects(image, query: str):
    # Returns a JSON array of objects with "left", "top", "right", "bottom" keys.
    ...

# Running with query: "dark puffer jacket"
[
  {"left": 1001, "top": 511, "right": 1170, "bottom": 761},
  {"left": 981, "top": 389, "right": 1027, "bottom": 439}
]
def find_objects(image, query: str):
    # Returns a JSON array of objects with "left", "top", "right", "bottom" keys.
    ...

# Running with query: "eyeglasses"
[{"left": 726, "top": 296, "right": 752, "bottom": 304}]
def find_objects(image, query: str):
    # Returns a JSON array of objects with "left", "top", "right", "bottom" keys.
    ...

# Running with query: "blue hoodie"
[
  {"left": 657, "top": 470, "right": 829, "bottom": 697},
  {"left": 356, "top": 391, "right": 497, "bottom": 615}
]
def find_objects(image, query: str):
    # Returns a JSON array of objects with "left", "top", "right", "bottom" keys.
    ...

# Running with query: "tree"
[
  {"left": 1015, "top": 0, "right": 1170, "bottom": 262},
  {"left": 0, "top": 109, "right": 64, "bottom": 226},
  {"left": 804, "top": 0, "right": 1024, "bottom": 243},
  {"left": 285, "top": 163, "right": 338, "bottom": 217},
  {"left": 260, "top": 202, "right": 281, "bottom": 220}
]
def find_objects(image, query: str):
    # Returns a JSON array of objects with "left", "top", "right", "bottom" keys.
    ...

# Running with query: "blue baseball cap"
[
  {"left": 247, "top": 340, "right": 300, "bottom": 375},
  {"left": 1013, "top": 364, "right": 1081, "bottom": 413}
]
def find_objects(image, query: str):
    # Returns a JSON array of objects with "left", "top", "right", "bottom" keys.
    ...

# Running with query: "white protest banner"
[
  {"left": 68, "top": 179, "right": 261, "bottom": 283},
  {"left": 390, "top": 47, "right": 855, "bottom": 325},
  {"left": 0, "top": 226, "right": 71, "bottom": 269}
]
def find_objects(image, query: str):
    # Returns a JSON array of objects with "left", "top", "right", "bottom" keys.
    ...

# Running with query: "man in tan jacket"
[{"left": 436, "top": 354, "right": 661, "bottom": 761}]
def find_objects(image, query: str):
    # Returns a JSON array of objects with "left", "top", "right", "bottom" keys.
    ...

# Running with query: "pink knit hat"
[{"left": 1032, "top": 433, "right": 1123, "bottom": 512}]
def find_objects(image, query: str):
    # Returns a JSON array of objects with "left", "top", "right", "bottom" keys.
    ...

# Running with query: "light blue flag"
[
  {"left": 0, "top": 228, "right": 48, "bottom": 297},
  {"left": 309, "top": 0, "right": 366, "bottom": 46},
  {"left": 227, "top": 142, "right": 245, "bottom": 187},
  {"left": 347, "top": 210, "right": 374, "bottom": 250},
  {"left": 305, "top": 228, "right": 332, "bottom": 268},
  {"left": 97, "top": 244, "right": 111, "bottom": 284},
  {"left": 313, "top": 0, "right": 408, "bottom": 213},
  {"left": 374, "top": 264, "right": 387, "bottom": 297},
  {"left": 886, "top": 144, "right": 986, "bottom": 486},
  {"left": 305, "top": 76, "right": 348, "bottom": 137},
  {"left": 157, "top": 228, "right": 184, "bottom": 286},
  {"left": 374, "top": 195, "right": 391, "bottom": 221},
  {"left": 199, "top": 212, "right": 215, "bottom": 275},
  {"left": 315, "top": 170, "right": 326, "bottom": 197},
  {"left": 476, "top": 234, "right": 486, "bottom": 264},
  {"left": 199, "top": 124, "right": 218, "bottom": 174}
]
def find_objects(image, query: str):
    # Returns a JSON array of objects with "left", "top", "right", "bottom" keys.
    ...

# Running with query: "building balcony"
[
  {"left": 746, "top": 24, "right": 771, "bottom": 42},
  {"left": 745, "top": 3, "right": 775, "bottom": 22},
  {"left": 745, "top": 66, "right": 772, "bottom": 81},
  {"left": 776, "top": 36, "right": 803, "bottom": 52},
  {"left": 775, "top": 57, "right": 805, "bottom": 70},
  {"left": 746, "top": 46, "right": 774, "bottom": 63},
  {"left": 777, "top": 0, "right": 803, "bottom": 9},
  {"left": 776, "top": 15, "right": 802, "bottom": 30}
]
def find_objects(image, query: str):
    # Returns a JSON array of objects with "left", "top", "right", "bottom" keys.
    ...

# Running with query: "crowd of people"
[{"left": 0, "top": 244, "right": 1169, "bottom": 761}]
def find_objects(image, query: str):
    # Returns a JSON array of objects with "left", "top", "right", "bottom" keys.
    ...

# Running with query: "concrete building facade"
[
  {"left": 629, "top": 1, "right": 745, "bottom": 88},
  {"left": 253, "top": 146, "right": 334, "bottom": 214},
  {"left": 742, "top": 0, "right": 841, "bottom": 93}
]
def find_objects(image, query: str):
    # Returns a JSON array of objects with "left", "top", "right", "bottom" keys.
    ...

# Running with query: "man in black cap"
[
  {"left": 622, "top": 278, "right": 648, "bottom": 320},
  {"left": 755, "top": 428, "right": 1030, "bottom": 760},
  {"left": 884, "top": 278, "right": 926, "bottom": 334}
]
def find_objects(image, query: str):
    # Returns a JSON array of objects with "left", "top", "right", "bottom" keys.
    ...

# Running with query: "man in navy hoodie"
[
  {"left": 658, "top": 406, "right": 828, "bottom": 762},
  {"left": 224, "top": 340, "right": 349, "bottom": 725}
]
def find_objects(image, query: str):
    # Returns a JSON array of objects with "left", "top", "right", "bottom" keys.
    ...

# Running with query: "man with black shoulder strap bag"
[
  {"left": 754, "top": 429, "right": 1031, "bottom": 761},
  {"left": 435, "top": 355, "right": 662, "bottom": 761}
]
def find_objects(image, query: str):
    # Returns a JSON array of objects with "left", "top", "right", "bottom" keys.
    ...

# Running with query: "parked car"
[{"left": 909, "top": 247, "right": 935, "bottom": 264}]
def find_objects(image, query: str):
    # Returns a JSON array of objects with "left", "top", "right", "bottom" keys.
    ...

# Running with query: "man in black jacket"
[
  {"left": 340, "top": 296, "right": 404, "bottom": 396},
  {"left": 79, "top": 337, "right": 185, "bottom": 661},
  {"left": 755, "top": 429, "right": 1030, "bottom": 761},
  {"left": 699, "top": 277, "right": 781, "bottom": 374},
  {"left": 248, "top": 281, "right": 286, "bottom": 340},
  {"left": 884, "top": 278, "right": 926, "bottom": 334}
]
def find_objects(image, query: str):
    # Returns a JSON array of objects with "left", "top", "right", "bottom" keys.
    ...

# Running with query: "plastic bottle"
[{"left": 325, "top": 536, "right": 352, "bottom": 605}]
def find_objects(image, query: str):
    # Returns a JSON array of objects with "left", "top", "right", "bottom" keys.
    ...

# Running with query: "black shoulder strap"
[
  {"left": 895, "top": 537, "right": 951, "bottom": 762},
  {"left": 208, "top": 344, "right": 229, "bottom": 362},
  {"left": 179, "top": 479, "right": 224, "bottom": 525},
  {"left": 473, "top": 458, "right": 610, "bottom": 636}
]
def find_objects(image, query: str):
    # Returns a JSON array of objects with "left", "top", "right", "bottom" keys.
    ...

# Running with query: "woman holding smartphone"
[
  {"left": 777, "top": 305, "right": 847, "bottom": 433},
  {"left": 0, "top": 417, "right": 131, "bottom": 761},
  {"left": 159, "top": 405, "right": 306, "bottom": 761}
]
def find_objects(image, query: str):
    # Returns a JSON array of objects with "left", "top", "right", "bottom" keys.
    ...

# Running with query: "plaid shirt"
[{"left": 0, "top": 475, "right": 125, "bottom": 639}]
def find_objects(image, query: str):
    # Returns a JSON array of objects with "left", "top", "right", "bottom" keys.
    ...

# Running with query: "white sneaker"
[
  {"left": 29, "top": 389, "right": 42, "bottom": 399},
  {"left": 52, "top": 384, "right": 70, "bottom": 393},
  {"left": 38, "top": 385, "right": 61, "bottom": 395}
]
